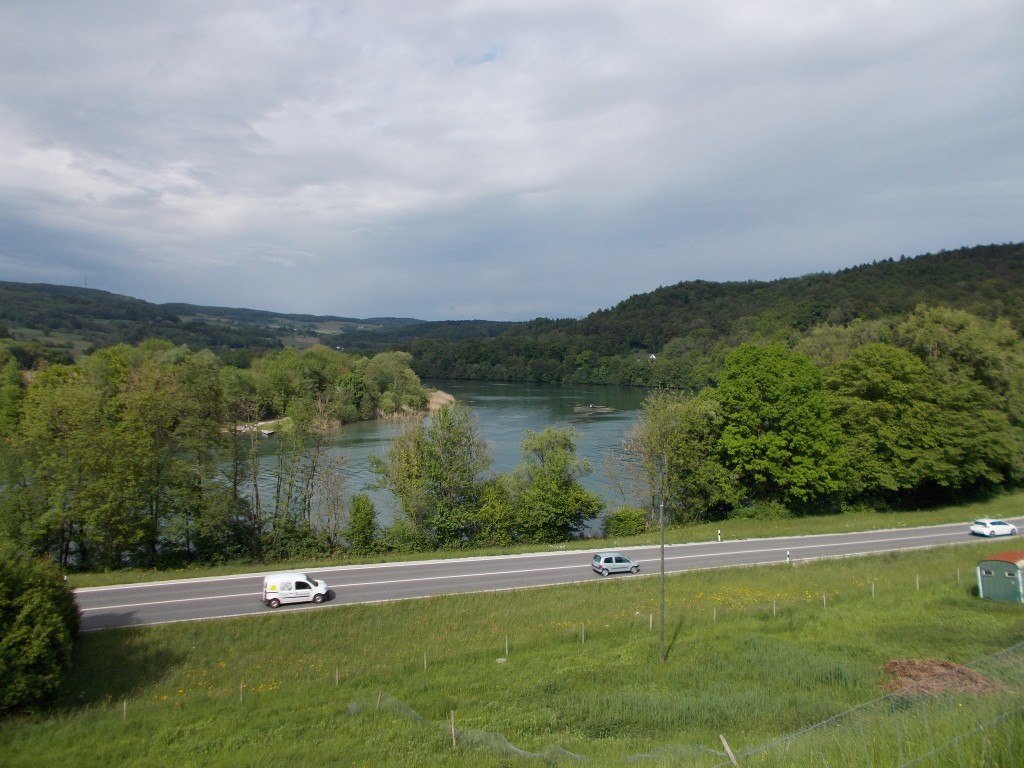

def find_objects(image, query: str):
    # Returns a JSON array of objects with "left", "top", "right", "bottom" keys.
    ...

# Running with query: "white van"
[{"left": 262, "top": 572, "right": 329, "bottom": 608}]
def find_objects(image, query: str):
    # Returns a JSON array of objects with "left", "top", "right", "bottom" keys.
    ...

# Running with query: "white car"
[{"left": 969, "top": 518, "right": 1018, "bottom": 537}]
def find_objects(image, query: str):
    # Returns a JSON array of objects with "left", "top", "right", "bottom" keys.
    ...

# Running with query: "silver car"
[
  {"left": 592, "top": 552, "right": 640, "bottom": 576},
  {"left": 969, "top": 518, "right": 1018, "bottom": 537}
]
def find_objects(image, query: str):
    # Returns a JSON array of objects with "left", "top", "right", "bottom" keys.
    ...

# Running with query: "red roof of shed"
[{"left": 980, "top": 551, "right": 1024, "bottom": 566}]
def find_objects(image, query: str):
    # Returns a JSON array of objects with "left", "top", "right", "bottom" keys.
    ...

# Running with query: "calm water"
[{"left": 260, "top": 380, "right": 650, "bottom": 527}]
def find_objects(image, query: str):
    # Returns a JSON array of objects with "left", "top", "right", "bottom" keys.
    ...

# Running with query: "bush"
[
  {"left": 0, "top": 548, "right": 80, "bottom": 714},
  {"left": 729, "top": 500, "right": 793, "bottom": 520},
  {"left": 345, "top": 493, "right": 380, "bottom": 555},
  {"left": 260, "top": 520, "right": 334, "bottom": 562},
  {"left": 379, "top": 519, "right": 434, "bottom": 554},
  {"left": 603, "top": 506, "right": 649, "bottom": 537}
]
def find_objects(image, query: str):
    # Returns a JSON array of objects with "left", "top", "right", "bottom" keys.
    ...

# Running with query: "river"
[{"left": 258, "top": 380, "right": 650, "bottom": 528}]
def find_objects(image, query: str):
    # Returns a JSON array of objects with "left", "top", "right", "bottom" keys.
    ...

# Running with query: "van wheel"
[
  {"left": 268, "top": 598, "right": 280, "bottom": 609},
  {"left": 313, "top": 594, "right": 324, "bottom": 604},
  {"left": 601, "top": 568, "right": 609, "bottom": 577}
]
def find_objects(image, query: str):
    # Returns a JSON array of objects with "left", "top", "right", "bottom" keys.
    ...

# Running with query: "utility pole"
[{"left": 659, "top": 497, "right": 665, "bottom": 663}]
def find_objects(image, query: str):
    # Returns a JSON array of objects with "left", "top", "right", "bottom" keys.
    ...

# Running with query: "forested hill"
[
  {"left": 1, "top": 243, "right": 1021, "bottom": 377},
  {"left": 398, "top": 243, "right": 1024, "bottom": 385},
  {"left": 572, "top": 242, "right": 1024, "bottom": 354},
  {"left": 0, "top": 282, "right": 425, "bottom": 367}
]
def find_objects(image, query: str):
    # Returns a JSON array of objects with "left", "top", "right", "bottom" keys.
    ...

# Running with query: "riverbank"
[{"left": 427, "top": 389, "right": 455, "bottom": 412}]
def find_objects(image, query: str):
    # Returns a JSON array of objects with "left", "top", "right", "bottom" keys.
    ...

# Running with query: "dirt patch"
[{"left": 880, "top": 659, "right": 1007, "bottom": 695}]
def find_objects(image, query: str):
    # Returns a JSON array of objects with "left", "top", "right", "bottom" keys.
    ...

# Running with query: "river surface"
[{"left": 259, "top": 381, "right": 650, "bottom": 528}]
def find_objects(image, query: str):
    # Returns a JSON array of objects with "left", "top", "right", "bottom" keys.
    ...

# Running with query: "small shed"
[{"left": 976, "top": 551, "right": 1024, "bottom": 604}]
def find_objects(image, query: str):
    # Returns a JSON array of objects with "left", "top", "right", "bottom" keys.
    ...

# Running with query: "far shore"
[{"left": 236, "top": 388, "right": 455, "bottom": 433}]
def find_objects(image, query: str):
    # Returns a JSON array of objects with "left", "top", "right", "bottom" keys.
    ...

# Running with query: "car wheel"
[
  {"left": 601, "top": 568, "right": 609, "bottom": 577},
  {"left": 631, "top": 565, "right": 639, "bottom": 574},
  {"left": 313, "top": 593, "right": 324, "bottom": 604},
  {"left": 268, "top": 598, "right": 280, "bottom": 609}
]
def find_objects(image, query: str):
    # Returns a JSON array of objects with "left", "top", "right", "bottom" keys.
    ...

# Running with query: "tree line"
[
  {"left": 398, "top": 244, "right": 1024, "bottom": 388},
  {"left": 620, "top": 304, "right": 1024, "bottom": 528},
  {"left": 1, "top": 301, "right": 1022, "bottom": 572},
  {"left": 0, "top": 338, "right": 604, "bottom": 570},
  {"left": 0, "top": 342, "right": 432, "bottom": 570}
]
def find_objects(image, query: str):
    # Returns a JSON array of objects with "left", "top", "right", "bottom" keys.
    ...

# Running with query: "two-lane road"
[{"left": 75, "top": 519, "right": 1022, "bottom": 631}]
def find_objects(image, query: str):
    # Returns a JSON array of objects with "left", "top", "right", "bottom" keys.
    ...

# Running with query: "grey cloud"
[{"left": 0, "top": 1, "right": 1020, "bottom": 320}]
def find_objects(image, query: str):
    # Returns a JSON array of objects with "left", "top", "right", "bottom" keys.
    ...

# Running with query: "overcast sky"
[{"left": 0, "top": 1, "right": 1021, "bottom": 321}]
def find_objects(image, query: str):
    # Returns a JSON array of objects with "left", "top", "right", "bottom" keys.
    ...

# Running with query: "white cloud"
[{"left": 0, "top": 1, "right": 1020, "bottom": 319}]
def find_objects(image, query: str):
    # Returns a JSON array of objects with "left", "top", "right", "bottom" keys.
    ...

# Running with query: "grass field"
[{"left": 3, "top": 533, "right": 1023, "bottom": 766}]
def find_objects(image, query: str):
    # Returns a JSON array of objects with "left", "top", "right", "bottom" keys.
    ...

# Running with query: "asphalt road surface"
[{"left": 75, "top": 519, "right": 1023, "bottom": 631}]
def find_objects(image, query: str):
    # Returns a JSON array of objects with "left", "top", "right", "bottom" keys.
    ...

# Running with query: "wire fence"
[{"left": 351, "top": 641, "right": 1024, "bottom": 766}]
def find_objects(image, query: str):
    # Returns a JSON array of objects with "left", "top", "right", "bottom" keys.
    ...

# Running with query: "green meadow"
[{"left": 3, "top": 533, "right": 1023, "bottom": 766}]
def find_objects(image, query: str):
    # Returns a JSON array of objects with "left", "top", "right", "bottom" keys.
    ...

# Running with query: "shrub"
[
  {"left": 0, "top": 548, "right": 80, "bottom": 714},
  {"left": 730, "top": 500, "right": 793, "bottom": 520},
  {"left": 603, "top": 506, "right": 649, "bottom": 537},
  {"left": 379, "top": 519, "right": 434, "bottom": 554},
  {"left": 345, "top": 493, "right": 380, "bottom": 555}
]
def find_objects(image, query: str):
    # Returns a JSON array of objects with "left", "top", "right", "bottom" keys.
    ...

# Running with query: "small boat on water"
[{"left": 573, "top": 404, "right": 616, "bottom": 414}]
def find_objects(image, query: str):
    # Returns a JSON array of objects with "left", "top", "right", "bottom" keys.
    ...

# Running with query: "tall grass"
[{"left": 3, "top": 540, "right": 1022, "bottom": 766}]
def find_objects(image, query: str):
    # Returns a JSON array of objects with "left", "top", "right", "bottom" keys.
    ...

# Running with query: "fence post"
[{"left": 720, "top": 734, "right": 739, "bottom": 766}]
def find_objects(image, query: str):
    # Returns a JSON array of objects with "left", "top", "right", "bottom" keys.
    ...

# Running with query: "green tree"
[
  {"left": 510, "top": 427, "right": 603, "bottom": 543},
  {"left": 624, "top": 390, "right": 738, "bottom": 524},
  {"left": 714, "top": 344, "right": 845, "bottom": 509},
  {"left": 892, "top": 306, "right": 1024, "bottom": 495},
  {"left": 419, "top": 404, "right": 492, "bottom": 545},
  {"left": 370, "top": 403, "right": 491, "bottom": 548},
  {"left": 13, "top": 364, "right": 115, "bottom": 568},
  {"left": 0, "top": 359, "right": 24, "bottom": 436},
  {"left": 345, "top": 493, "right": 379, "bottom": 555},
  {"left": 362, "top": 351, "right": 427, "bottom": 415},
  {"left": 0, "top": 546, "right": 79, "bottom": 713},
  {"left": 112, "top": 349, "right": 224, "bottom": 565},
  {"left": 825, "top": 343, "right": 948, "bottom": 499},
  {"left": 474, "top": 478, "right": 519, "bottom": 546}
]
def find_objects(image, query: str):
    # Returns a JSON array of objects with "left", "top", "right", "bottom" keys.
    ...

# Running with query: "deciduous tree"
[{"left": 714, "top": 344, "right": 845, "bottom": 509}]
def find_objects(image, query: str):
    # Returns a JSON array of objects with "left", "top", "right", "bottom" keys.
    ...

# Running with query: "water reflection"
[{"left": 256, "top": 380, "right": 648, "bottom": 527}]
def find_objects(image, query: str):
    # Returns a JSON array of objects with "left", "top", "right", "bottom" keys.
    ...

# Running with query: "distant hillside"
[
  {"left": 392, "top": 243, "right": 1024, "bottom": 384},
  {"left": 0, "top": 283, "right": 425, "bottom": 366},
  {"left": 159, "top": 303, "right": 420, "bottom": 331},
  {"left": 2, "top": 243, "right": 1021, "bottom": 377}
]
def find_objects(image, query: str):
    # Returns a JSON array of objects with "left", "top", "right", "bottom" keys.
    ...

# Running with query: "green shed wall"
[{"left": 977, "top": 560, "right": 1024, "bottom": 604}]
